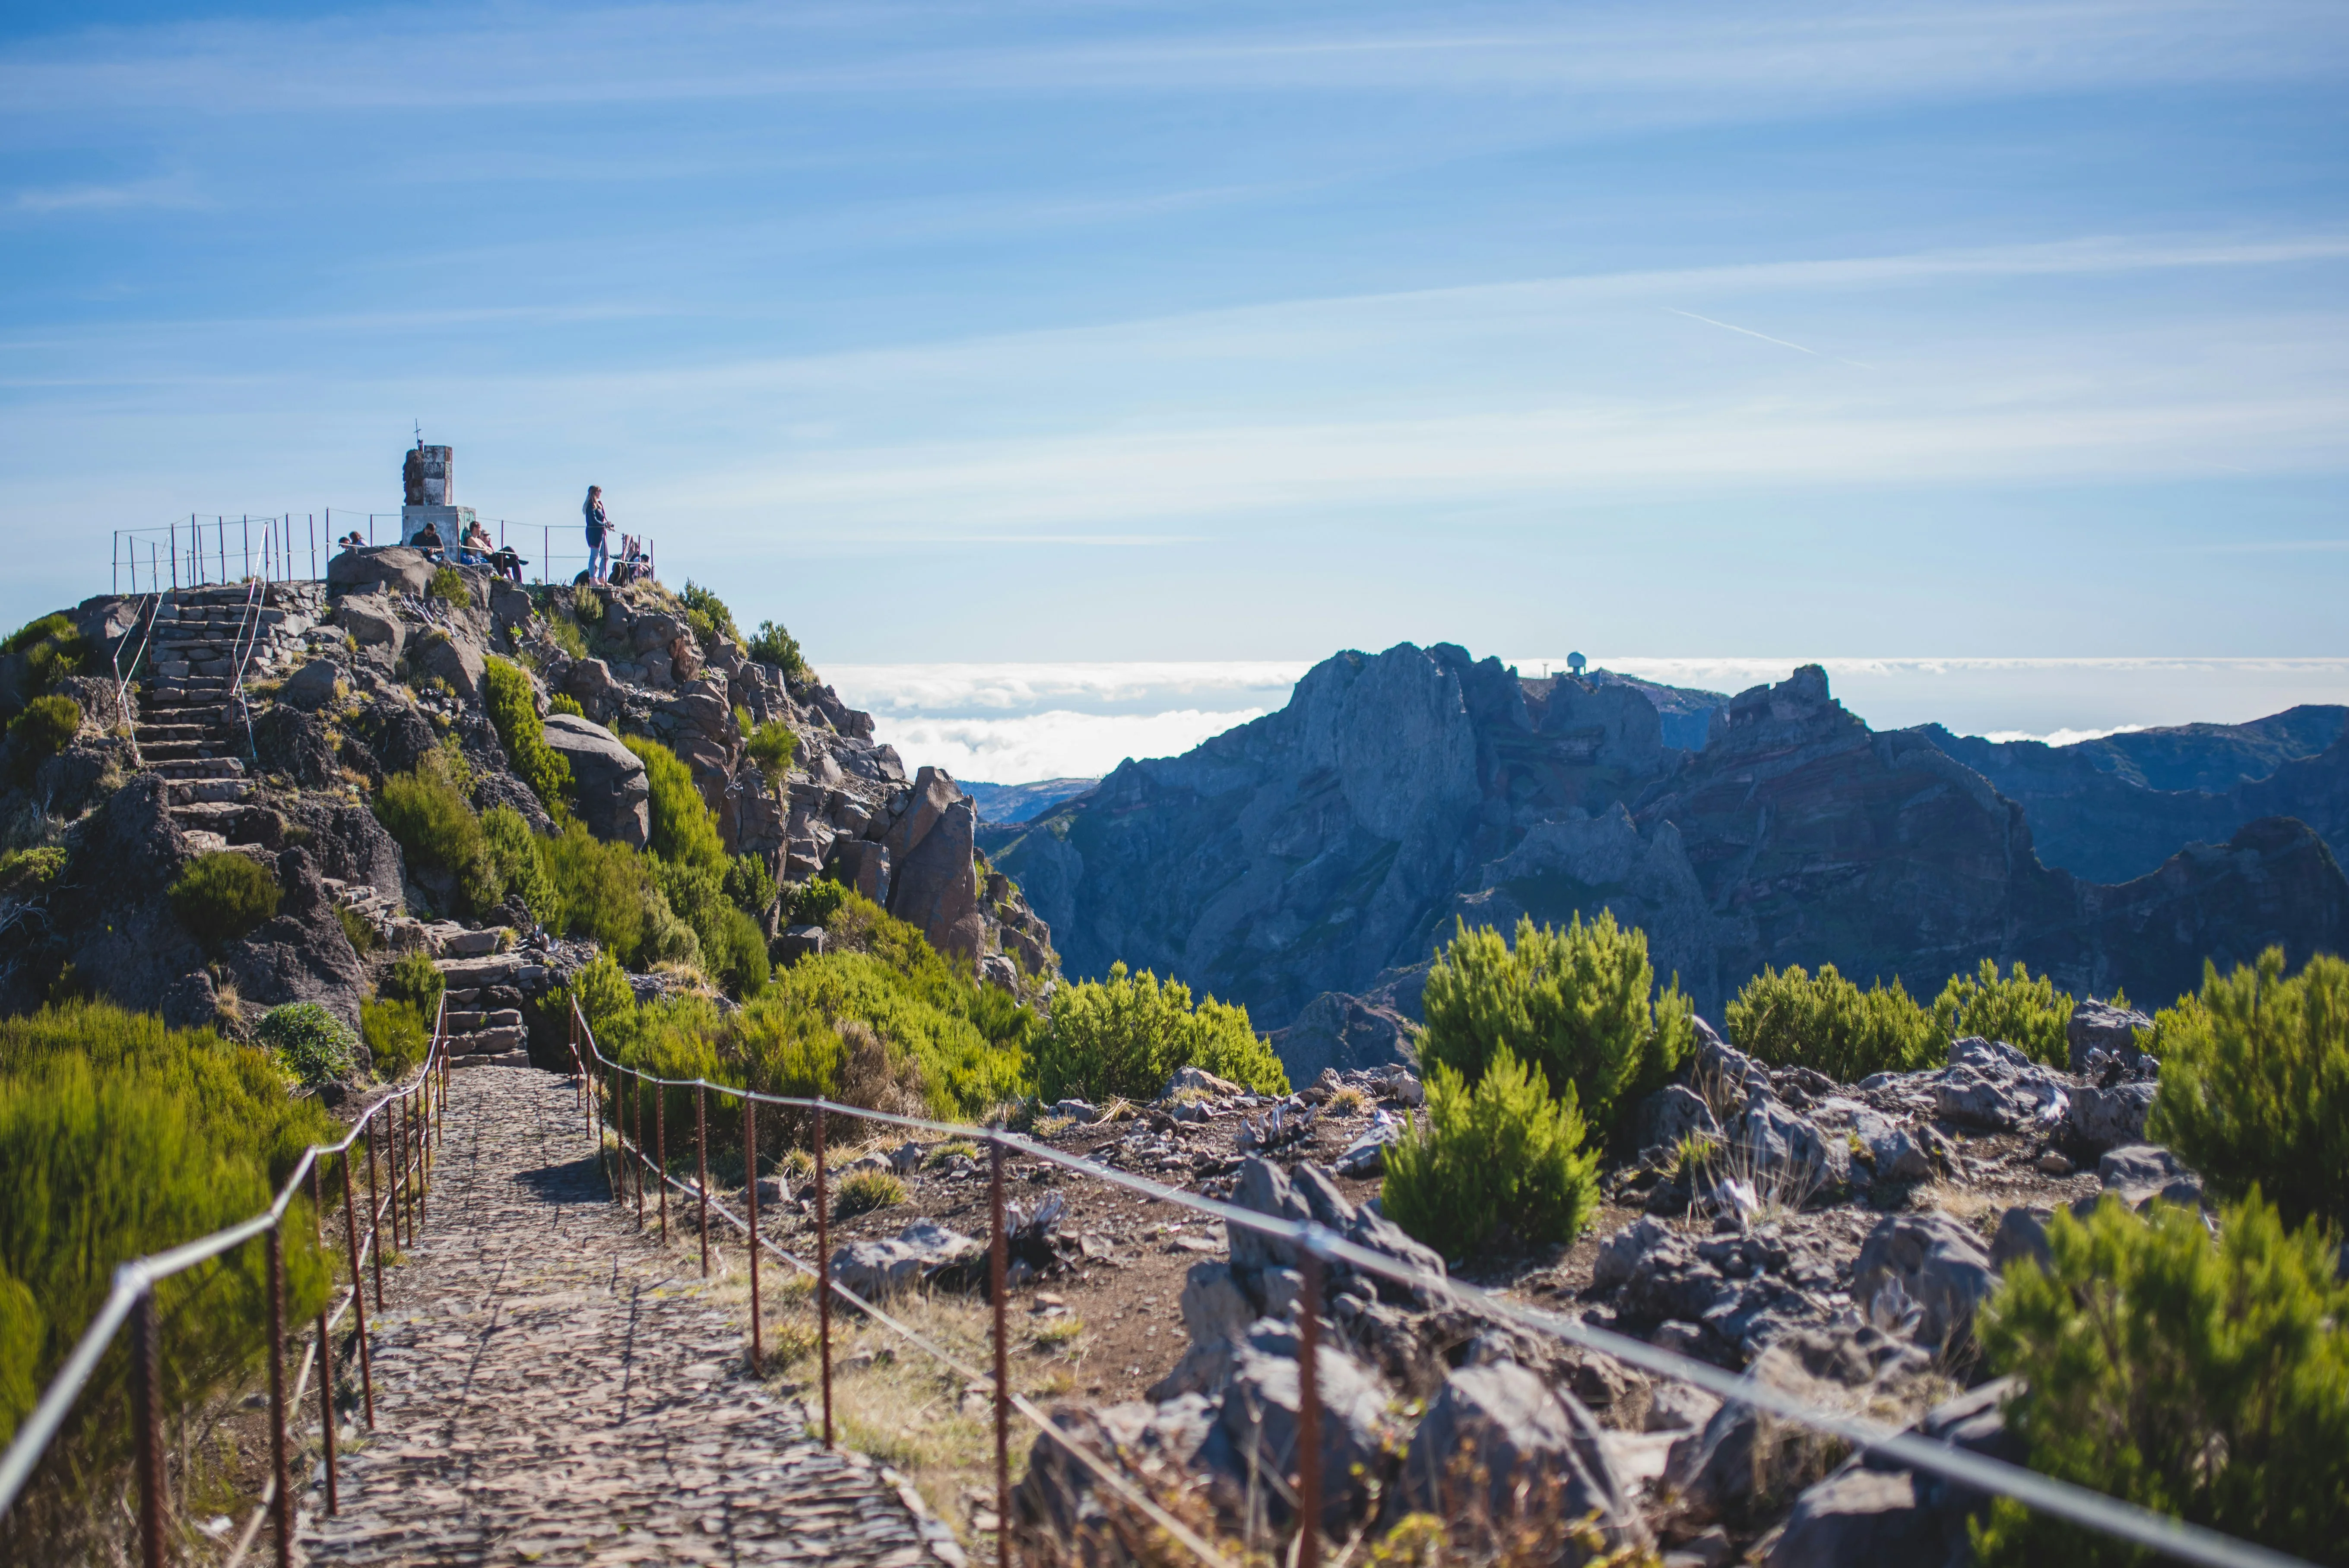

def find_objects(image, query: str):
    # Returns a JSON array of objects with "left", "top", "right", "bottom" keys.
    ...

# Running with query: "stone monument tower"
[{"left": 400, "top": 440, "right": 476, "bottom": 545}]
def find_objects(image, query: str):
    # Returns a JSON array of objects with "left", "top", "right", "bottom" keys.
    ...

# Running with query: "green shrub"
[
  {"left": 725, "top": 851, "right": 778, "bottom": 922},
  {"left": 7, "top": 694, "right": 81, "bottom": 781},
  {"left": 360, "top": 998, "right": 430, "bottom": 1080},
  {"left": 1973, "top": 1191, "right": 2349, "bottom": 1565},
  {"left": 1419, "top": 912, "right": 1693, "bottom": 1142},
  {"left": 1, "top": 612, "right": 92, "bottom": 719},
  {"left": 739, "top": 707, "right": 799, "bottom": 786},
  {"left": 426, "top": 564, "right": 469, "bottom": 605},
  {"left": 623, "top": 734, "right": 727, "bottom": 873},
  {"left": 0, "top": 846, "right": 67, "bottom": 897},
  {"left": 549, "top": 692, "right": 584, "bottom": 718},
  {"left": 482, "top": 804, "right": 557, "bottom": 925},
  {"left": 2147, "top": 948, "right": 2348, "bottom": 1231},
  {"left": 681, "top": 581, "right": 741, "bottom": 649},
  {"left": 1728, "top": 963, "right": 1940, "bottom": 1081},
  {"left": 538, "top": 821, "right": 651, "bottom": 961},
  {"left": 835, "top": 1169, "right": 906, "bottom": 1217},
  {"left": 375, "top": 751, "right": 499, "bottom": 913},
  {"left": 334, "top": 903, "right": 376, "bottom": 955},
  {"left": 748, "top": 619, "right": 808, "bottom": 681},
  {"left": 545, "top": 617, "right": 589, "bottom": 662},
  {"left": 788, "top": 876, "right": 850, "bottom": 928},
  {"left": 1931, "top": 958, "right": 2072, "bottom": 1067},
  {"left": 379, "top": 949, "right": 447, "bottom": 1017},
  {"left": 481, "top": 656, "right": 574, "bottom": 820},
  {"left": 256, "top": 1003, "right": 358, "bottom": 1087},
  {"left": 0, "top": 1002, "right": 336, "bottom": 1525},
  {"left": 1033, "top": 960, "right": 1286, "bottom": 1103},
  {"left": 1382, "top": 1047, "right": 1601, "bottom": 1261},
  {"left": 167, "top": 852, "right": 282, "bottom": 947},
  {"left": 657, "top": 859, "right": 770, "bottom": 998}
]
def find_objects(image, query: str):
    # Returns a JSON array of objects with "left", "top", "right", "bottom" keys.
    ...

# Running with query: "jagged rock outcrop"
[
  {"left": 541, "top": 712, "right": 651, "bottom": 847},
  {"left": 990, "top": 647, "right": 2349, "bottom": 1052}
]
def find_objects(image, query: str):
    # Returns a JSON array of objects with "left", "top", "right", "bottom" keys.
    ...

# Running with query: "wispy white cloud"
[
  {"left": 1979, "top": 725, "right": 2149, "bottom": 746},
  {"left": 827, "top": 660, "right": 1307, "bottom": 716},
  {"left": 869, "top": 707, "right": 1268, "bottom": 783},
  {"left": 9, "top": 177, "right": 204, "bottom": 215}
]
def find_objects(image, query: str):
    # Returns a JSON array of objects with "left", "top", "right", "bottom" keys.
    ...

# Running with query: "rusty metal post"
[
  {"left": 656, "top": 1080, "right": 668, "bottom": 1243},
  {"left": 309, "top": 1163, "right": 337, "bottom": 1516},
  {"left": 388, "top": 1096, "right": 406, "bottom": 1251},
  {"left": 266, "top": 1225, "right": 292, "bottom": 1568},
  {"left": 130, "top": 1286, "right": 166, "bottom": 1568},
  {"left": 744, "top": 1094, "right": 762, "bottom": 1377},
  {"left": 633, "top": 1075, "right": 646, "bottom": 1227},
  {"left": 339, "top": 1152, "right": 376, "bottom": 1426},
  {"left": 990, "top": 1139, "right": 1010, "bottom": 1568},
  {"left": 815, "top": 1104, "right": 833, "bottom": 1445},
  {"left": 1297, "top": 1252, "right": 1324, "bottom": 1568},
  {"left": 696, "top": 1082, "right": 710, "bottom": 1277},
  {"left": 365, "top": 1120, "right": 385, "bottom": 1310}
]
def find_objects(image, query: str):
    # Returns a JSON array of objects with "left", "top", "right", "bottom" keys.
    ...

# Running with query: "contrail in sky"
[{"left": 1664, "top": 306, "right": 1870, "bottom": 367}]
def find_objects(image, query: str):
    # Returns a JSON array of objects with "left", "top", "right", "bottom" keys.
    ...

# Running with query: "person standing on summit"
[{"left": 583, "top": 485, "right": 610, "bottom": 583}]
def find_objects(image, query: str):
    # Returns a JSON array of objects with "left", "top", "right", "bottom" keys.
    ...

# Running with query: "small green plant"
[
  {"left": 7, "top": 695, "right": 81, "bottom": 781},
  {"left": 482, "top": 804, "right": 557, "bottom": 925},
  {"left": 747, "top": 619, "right": 808, "bottom": 681},
  {"left": 1931, "top": 958, "right": 2073, "bottom": 1068},
  {"left": 0, "top": 612, "right": 92, "bottom": 718},
  {"left": 378, "top": 949, "right": 447, "bottom": 1018},
  {"left": 724, "top": 851, "right": 777, "bottom": 922},
  {"left": 333, "top": 903, "right": 376, "bottom": 955},
  {"left": 375, "top": 752, "right": 502, "bottom": 915},
  {"left": 360, "top": 998, "right": 429, "bottom": 1079},
  {"left": 1973, "top": 1190, "right": 2349, "bottom": 1565},
  {"left": 255, "top": 1003, "right": 358, "bottom": 1087},
  {"left": 924, "top": 1138, "right": 979, "bottom": 1168},
  {"left": 787, "top": 877, "right": 850, "bottom": 928},
  {"left": 544, "top": 616, "right": 589, "bottom": 662},
  {"left": 0, "top": 846, "right": 66, "bottom": 897},
  {"left": 1382, "top": 1047, "right": 1601, "bottom": 1261},
  {"left": 1033, "top": 961, "right": 1287, "bottom": 1104},
  {"left": 481, "top": 656, "right": 574, "bottom": 820},
  {"left": 1729, "top": 962, "right": 1940, "bottom": 1080},
  {"left": 548, "top": 692, "right": 584, "bottom": 718},
  {"left": 2147, "top": 948, "right": 2348, "bottom": 1231},
  {"left": 168, "top": 852, "right": 282, "bottom": 947},
  {"left": 1419, "top": 912, "right": 1693, "bottom": 1143},
  {"left": 680, "top": 581, "right": 741, "bottom": 649},
  {"left": 657, "top": 858, "right": 770, "bottom": 998},
  {"left": 1031, "top": 1315, "right": 1084, "bottom": 1350},
  {"left": 835, "top": 1168, "right": 907, "bottom": 1217},
  {"left": 623, "top": 734, "right": 727, "bottom": 873},
  {"left": 426, "top": 564, "right": 470, "bottom": 605},
  {"left": 738, "top": 706, "right": 799, "bottom": 787}
]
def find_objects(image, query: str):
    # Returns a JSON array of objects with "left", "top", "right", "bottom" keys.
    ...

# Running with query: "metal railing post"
[
  {"left": 366, "top": 1120, "right": 385, "bottom": 1309},
  {"left": 1298, "top": 1252, "right": 1323, "bottom": 1568},
  {"left": 991, "top": 1139, "right": 1010, "bottom": 1568},
  {"left": 339, "top": 1152, "right": 375, "bottom": 1426},
  {"left": 633, "top": 1075, "right": 646, "bottom": 1227},
  {"left": 387, "top": 1098, "right": 405, "bottom": 1252},
  {"left": 130, "top": 1286, "right": 166, "bottom": 1568},
  {"left": 309, "top": 1165, "right": 337, "bottom": 1516},
  {"left": 696, "top": 1083, "right": 710, "bottom": 1277},
  {"left": 816, "top": 1105, "right": 832, "bottom": 1444},
  {"left": 265, "top": 1225, "right": 292, "bottom": 1568},
  {"left": 744, "top": 1094, "right": 761, "bottom": 1377},
  {"left": 656, "top": 1082, "right": 668, "bottom": 1243}
]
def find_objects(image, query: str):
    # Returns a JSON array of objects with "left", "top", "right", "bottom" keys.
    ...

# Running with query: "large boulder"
[
  {"left": 1398, "top": 1362, "right": 1648, "bottom": 1555},
  {"left": 1215, "top": 1334, "right": 1395, "bottom": 1533},
  {"left": 413, "top": 629, "right": 487, "bottom": 702},
  {"left": 327, "top": 546, "right": 434, "bottom": 596},
  {"left": 333, "top": 600, "right": 405, "bottom": 661},
  {"left": 1851, "top": 1213, "right": 1997, "bottom": 1356},
  {"left": 221, "top": 845, "right": 371, "bottom": 1035},
  {"left": 279, "top": 659, "right": 344, "bottom": 713},
  {"left": 2067, "top": 1079, "right": 2157, "bottom": 1151},
  {"left": 829, "top": 1220, "right": 982, "bottom": 1299},
  {"left": 887, "top": 794, "right": 984, "bottom": 962},
  {"left": 541, "top": 713, "right": 650, "bottom": 848},
  {"left": 2067, "top": 998, "right": 2155, "bottom": 1072}
]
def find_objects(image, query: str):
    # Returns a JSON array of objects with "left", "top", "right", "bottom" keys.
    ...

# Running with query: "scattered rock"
[
  {"left": 2066, "top": 1080, "right": 2156, "bottom": 1152},
  {"left": 280, "top": 659, "right": 345, "bottom": 712},
  {"left": 2067, "top": 998, "right": 2155, "bottom": 1072},
  {"left": 829, "top": 1220, "right": 983, "bottom": 1299},
  {"left": 1398, "top": 1362, "right": 1649, "bottom": 1552},
  {"left": 1851, "top": 1213, "right": 1996, "bottom": 1356}
]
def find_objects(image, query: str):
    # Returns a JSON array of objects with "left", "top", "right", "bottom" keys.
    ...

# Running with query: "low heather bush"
[
  {"left": 255, "top": 1002, "right": 357, "bottom": 1087},
  {"left": 2147, "top": 947, "right": 2348, "bottom": 1231},
  {"left": 1032, "top": 961, "right": 1285, "bottom": 1104},
  {"left": 1931, "top": 958, "right": 2072, "bottom": 1067},
  {"left": 6, "top": 694, "right": 80, "bottom": 782},
  {"left": 1728, "top": 962, "right": 1940, "bottom": 1080},
  {"left": 1974, "top": 1190, "right": 2349, "bottom": 1565},
  {"left": 1382, "top": 1047, "right": 1600, "bottom": 1261},
  {"left": 167, "top": 851, "right": 281, "bottom": 948},
  {"left": 481, "top": 656, "right": 573, "bottom": 820}
]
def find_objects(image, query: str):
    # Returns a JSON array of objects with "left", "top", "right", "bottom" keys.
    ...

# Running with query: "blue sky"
[{"left": 4, "top": 1, "right": 2346, "bottom": 767}]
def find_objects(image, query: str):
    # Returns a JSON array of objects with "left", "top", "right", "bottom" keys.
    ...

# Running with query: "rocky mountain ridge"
[{"left": 983, "top": 644, "right": 2347, "bottom": 1068}]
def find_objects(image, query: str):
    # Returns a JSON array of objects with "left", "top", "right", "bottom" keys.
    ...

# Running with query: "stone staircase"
[
  {"left": 436, "top": 951, "right": 550, "bottom": 1070},
  {"left": 130, "top": 582, "right": 329, "bottom": 846}
]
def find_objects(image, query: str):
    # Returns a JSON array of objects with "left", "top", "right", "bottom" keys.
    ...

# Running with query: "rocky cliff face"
[{"left": 987, "top": 646, "right": 2348, "bottom": 1049}]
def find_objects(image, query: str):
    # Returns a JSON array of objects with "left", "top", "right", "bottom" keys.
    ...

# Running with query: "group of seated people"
[{"left": 406, "top": 519, "right": 526, "bottom": 583}]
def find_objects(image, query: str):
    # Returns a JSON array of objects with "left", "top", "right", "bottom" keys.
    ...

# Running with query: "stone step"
[
  {"left": 448, "top": 1051, "right": 533, "bottom": 1071},
  {"left": 149, "top": 757, "right": 246, "bottom": 779},
  {"left": 168, "top": 801, "right": 253, "bottom": 832},
  {"left": 140, "top": 740, "right": 232, "bottom": 762},
  {"left": 447, "top": 1009, "right": 526, "bottom": 1033},
  {"left": 434, "top": 956, "right": 534, "bottom": 991},
  {"left": 450, "top": 1026, "right": 529, "bottom": 1056},
  {"left": 136, "top": 723, "right": 216, "bottom": 743},
  {"left": 164, "top": 778, "right": 252, "bottom": 806}
]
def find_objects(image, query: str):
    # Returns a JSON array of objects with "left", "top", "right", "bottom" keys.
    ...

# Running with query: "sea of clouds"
[{"left": 824, "top": 657, "right": 2349, "bottom": 786}]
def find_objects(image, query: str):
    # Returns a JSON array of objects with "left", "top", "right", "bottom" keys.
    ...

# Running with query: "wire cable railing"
[
  {"left": 0, "top": 997, "right": 456, "bottom": 1568},
  {"left": 565, "top": 1000, "right": 2312, "bottom": 1568},
  {"left": 113, "top": 513, "right": 657, "bottom": 594}
]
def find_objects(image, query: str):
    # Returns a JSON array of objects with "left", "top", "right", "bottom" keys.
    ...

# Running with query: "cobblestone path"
[{"left": 300, "top": 1066, "right": 955, "bottom": 1567}]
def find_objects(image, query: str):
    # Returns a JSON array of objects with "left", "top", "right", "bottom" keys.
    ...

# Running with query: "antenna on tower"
[{"left": 413, "top": 419, "right": 424, "bottom": 450}]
